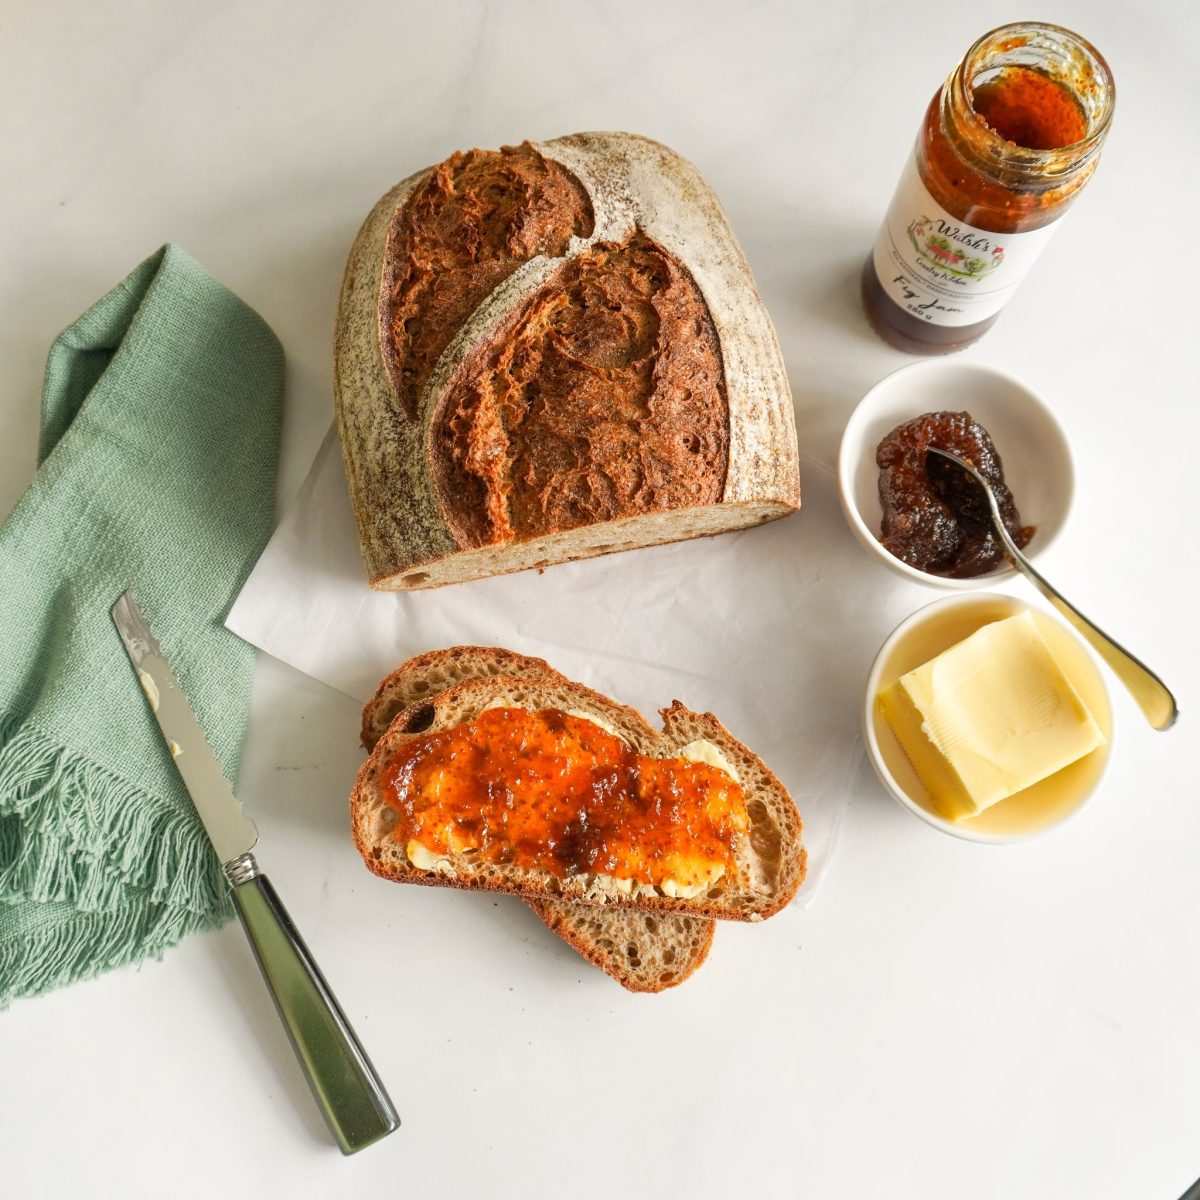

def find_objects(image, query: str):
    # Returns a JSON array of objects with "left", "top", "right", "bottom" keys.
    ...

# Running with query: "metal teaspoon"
[{"left": 926, "top": 445, "right": 1179, "bottom": 731}]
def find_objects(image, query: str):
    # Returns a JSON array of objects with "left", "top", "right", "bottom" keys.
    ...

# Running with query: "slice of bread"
[
  {"left": 353, "top": 667, "right": 805, "bottom": 922},
  {"left": 361, "top": 647, "right": 714, "bottom": 992}
]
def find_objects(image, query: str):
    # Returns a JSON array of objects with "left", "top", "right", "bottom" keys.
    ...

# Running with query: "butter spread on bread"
[
  {"left": 335, "top": 132, "right": 800, "bottom": 590},
  {"left": 564, "top": 709, "right": 624, "bottom": 741}
]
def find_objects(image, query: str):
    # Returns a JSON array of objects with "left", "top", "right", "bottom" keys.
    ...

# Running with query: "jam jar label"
[{"left": 871, "top": 154, "right": 1061, "bottom": 326}]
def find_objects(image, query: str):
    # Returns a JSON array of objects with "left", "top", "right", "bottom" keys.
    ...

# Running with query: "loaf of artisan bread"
[
  {"left": 352, "top": 670, "right": 805, "bottom": 921},
  {"left": 335, "top": 132, "right": 800, "bottom": 590},
  {"left": 361, "top": 646, "right": 716, "bottom": 991}
]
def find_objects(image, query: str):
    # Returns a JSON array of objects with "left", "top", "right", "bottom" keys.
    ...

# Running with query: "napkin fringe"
[
  {"left": 0, "top": 711, "right": 229, "bottom": 917},
  {"left": 0, "top": 893, "right": 221, "bottom": 1009}
]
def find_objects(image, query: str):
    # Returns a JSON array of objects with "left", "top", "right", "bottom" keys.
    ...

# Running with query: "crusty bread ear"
[
  {"left": 361, "top": 646, "right": 715, "bottom": 991},
  {"left": 352, "top": 672, "right": 805, "bottom": 921}
]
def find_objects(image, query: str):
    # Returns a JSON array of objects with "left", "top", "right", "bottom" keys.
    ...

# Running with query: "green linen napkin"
[{"left": 0, "top": 244, "right": 283, "bottom": 1006}]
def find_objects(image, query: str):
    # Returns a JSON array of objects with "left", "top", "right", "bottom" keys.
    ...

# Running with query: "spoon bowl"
[{"left": 927, "top": 445, "right": 1179, "bottom": 732}]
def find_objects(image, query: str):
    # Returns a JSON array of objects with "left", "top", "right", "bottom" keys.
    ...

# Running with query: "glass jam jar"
[{"left": 862, "top": 22, "right": 1114, "bottom": 354}]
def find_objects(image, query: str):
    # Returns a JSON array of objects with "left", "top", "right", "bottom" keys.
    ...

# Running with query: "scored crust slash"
[
  {"left": 334, "top": 132, "right": 801, "bottom": 591},
  {"left": 353, "top": 647, "right": 806, "bottom": 992}
]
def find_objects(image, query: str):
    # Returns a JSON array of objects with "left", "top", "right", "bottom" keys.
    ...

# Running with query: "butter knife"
[{"left": 111, "top": 589, "right": 399, "bottom": 1155}]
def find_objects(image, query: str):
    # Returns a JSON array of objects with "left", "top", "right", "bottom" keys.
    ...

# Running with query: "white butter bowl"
[
  {"left": 837, "top": 360, "right": 1074, "bottom": 589},
  {"left": 863, "top": 593, "right": 1113, "bottom": 843}
]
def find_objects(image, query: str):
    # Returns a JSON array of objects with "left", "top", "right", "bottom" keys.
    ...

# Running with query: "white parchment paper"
[{"left": 227, "top": 426, "right": 885, "bottom": 902}]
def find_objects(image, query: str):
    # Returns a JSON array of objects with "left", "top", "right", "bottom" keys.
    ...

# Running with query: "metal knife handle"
[{"left": 226, "top": 856, "right": 399, "bottom": 1154}]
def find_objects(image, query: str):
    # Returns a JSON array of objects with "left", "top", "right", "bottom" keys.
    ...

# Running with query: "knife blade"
[
  {"left": 112, "top": 589, "right": 258, "bottom": 866},
  {"left": 111, "top": 589, "right": 399, "bottom": 1155}
]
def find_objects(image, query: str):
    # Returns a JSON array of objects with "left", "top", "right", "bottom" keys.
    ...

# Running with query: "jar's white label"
[{"left": 871, "top": 154, "right": 1060, "bottom": 327}]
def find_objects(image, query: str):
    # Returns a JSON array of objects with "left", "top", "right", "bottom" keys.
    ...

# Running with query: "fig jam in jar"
[{"left": 862, "top": 22, "right": 1114, "bottom": 354}]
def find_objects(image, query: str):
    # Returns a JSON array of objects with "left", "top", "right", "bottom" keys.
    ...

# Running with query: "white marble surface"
[{"left": 2, "top": 2, "right": 1199, "bottom": 1197}]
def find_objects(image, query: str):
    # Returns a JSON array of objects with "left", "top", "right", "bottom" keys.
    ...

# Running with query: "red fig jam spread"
[
  {"left": 381, "top": 707, "right": 748, "bottom": 888},
  {"left": 876, "top": 411, "right": 1033, "bottom": 578}
]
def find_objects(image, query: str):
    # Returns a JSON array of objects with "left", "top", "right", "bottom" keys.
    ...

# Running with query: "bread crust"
[
  {"left": 351, "top": 674, "right": 805, "bottom": 920},
  {"left": 334, "top": 132, "right": 800, "bottom": 590},
  {"left": 360, "top": 645, "right": 566, "bottom": 750}
]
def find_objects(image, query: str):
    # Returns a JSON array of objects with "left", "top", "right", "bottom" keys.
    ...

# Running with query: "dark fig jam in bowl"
[{"left": 837, "top": 360, "right": 1075, "bottom": 589}]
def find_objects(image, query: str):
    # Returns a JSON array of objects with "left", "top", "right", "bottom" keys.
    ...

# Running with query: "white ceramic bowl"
[
  {"left": 837, "top": 360, "right": 1075, "bottom": 589},
  {"left": 863, "top": 593, "right": 1113, "bottom": 843}
]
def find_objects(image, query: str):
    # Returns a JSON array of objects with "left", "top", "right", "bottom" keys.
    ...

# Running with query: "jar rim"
[{"left": 954, "top": 21, "right": 1115, "bottom": 167}]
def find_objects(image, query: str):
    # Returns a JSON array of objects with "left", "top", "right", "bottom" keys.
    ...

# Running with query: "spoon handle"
[{"left": 988, "top": 502, "right": 1179, "bottom": 731}]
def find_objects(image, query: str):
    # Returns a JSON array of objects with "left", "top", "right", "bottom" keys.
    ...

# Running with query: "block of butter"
[{"left": 878, "top": 610, "right": 1106, "bottom": 820}]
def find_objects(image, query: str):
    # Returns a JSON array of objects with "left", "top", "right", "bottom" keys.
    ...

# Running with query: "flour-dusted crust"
[
  {"left": 334, "top": 132, "right": 800, "bottom": 590},
  {"left": 351, "top": 673, "right": 806, "bottom": 920}
]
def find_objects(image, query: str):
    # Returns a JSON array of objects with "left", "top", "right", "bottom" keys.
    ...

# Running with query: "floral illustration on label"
[{"left": 907, "top": 217, "right": 1005, "bottom": 281}]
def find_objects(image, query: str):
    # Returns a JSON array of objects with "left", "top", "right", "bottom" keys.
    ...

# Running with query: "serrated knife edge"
[{"left": 111, "top": 589, "right": 258, "bottom": 865}]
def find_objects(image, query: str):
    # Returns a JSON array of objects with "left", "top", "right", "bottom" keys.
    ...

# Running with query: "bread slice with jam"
[
  {"left": 352, "top": 665, "right": 805, "bottom": 924},
  {"left": 361, "top": 647, "right": 715, "bottom": 991}
]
